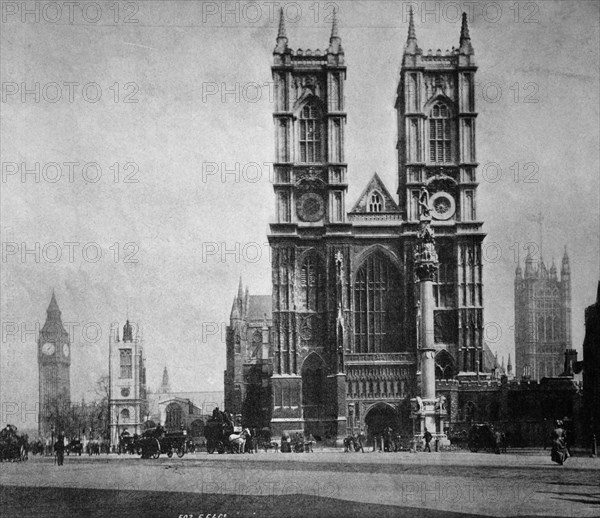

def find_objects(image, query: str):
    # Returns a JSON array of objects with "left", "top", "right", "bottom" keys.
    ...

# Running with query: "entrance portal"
[{"left": 364, "top": 403, "right": 400, "bottom": 441}]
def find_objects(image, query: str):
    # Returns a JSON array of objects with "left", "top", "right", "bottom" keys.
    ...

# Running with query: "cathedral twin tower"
[{"left": 264, "top": 10, "right": 485, "bottom": 439}]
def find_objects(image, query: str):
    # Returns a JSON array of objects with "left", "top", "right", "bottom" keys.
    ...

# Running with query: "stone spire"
[
  {"left": 507, "top": 354, "right": 513, "bottom": 376},
  {"left": 160, "top": 366, "right": 171, "bottom": 393},
  {"left": 459, "top": 12, "right": 474, "bottom": 55},
  {"left": 328, "top": 7, "right": 343, "bottom": 55},
  {"left": 404, "top": 6, "right": 420, "bottom": 55},
  {"left": 237, "top": 276, "right": 244, "bottom": 300},
  {"left": 274, "top": 7, "right": 288, "bottom": 53}
]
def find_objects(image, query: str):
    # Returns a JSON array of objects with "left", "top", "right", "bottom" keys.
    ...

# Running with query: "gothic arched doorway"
[
  {"left": 301, "top": 353, "right": 326, "bottom": 437},
  {"left": 364, "top": 403, "right": 400, "bottom": 443},
  {"left": 165, "top": 403, "right": 183, "bottom": 431}
]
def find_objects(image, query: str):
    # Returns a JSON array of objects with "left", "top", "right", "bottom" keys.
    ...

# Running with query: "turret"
[
  {"left": 550, "top": 258, "right": 557, "bottom": 280},
  {"left": 515, "top": 260, "right": 523, "bottom": 281},
  {"left": 524, "top": 250, "right": 536, "bottom": 278},
  {"left": 123, "top": 320, "right": 133, "bottom": 342},
  {"left": 561, "top": 246, "right": 570, "bottom": 277},
  {"left": 507, "top": 353, "right": 513, "bottom": 377}
]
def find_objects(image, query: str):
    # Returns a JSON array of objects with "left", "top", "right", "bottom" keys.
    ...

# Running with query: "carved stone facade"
[
  {"left": 266, "top": 11, "right": 483, "bottom": 442},
  {"left": 221, "top": 11, "right": 588, "bottom": 447}
]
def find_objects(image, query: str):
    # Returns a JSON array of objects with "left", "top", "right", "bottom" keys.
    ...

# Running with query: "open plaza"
[{"left": 1, "top": 448, "right": 599, "bottom": 517}]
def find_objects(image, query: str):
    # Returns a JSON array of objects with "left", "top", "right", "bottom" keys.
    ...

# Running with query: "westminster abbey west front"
[{"left": 224, "top": 10, "right": 491, "bottom": 444}]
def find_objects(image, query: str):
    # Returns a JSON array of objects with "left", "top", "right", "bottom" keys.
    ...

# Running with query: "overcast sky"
[{"left": 1, "top": 0, "right": 599, "bottom": 426}]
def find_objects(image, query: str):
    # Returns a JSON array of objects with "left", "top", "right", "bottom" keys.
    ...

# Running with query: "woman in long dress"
[{"left": 551, "top": 420, "right": 568, "bottom": 465}]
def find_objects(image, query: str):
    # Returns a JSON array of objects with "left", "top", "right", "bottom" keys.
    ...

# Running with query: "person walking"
[
  {"left": 423, "top": 428, "right": 432, "bottom": 453},
  {"left": 356, "top": 431, "right": 365, "bottom": 453},
  {"left": 54, "top": 432, "right": 65, "bottom": 466}
]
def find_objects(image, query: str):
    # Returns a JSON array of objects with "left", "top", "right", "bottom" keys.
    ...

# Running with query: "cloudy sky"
[{"left": 1, "top": 0, "right": 599, "bottom": 426}]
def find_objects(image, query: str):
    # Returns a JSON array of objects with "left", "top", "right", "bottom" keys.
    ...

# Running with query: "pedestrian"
[
  {"left": 550, "top": 420, "right": 568, "bottom": 465},
  {"left": 54, "top": 432, "right": 65, "bottom": 466},
  {"left": 356, "top": 431, "right": 365, "bottom": 453},
  {"left": 423, "top": 428, "right": 432, "bottom": 453}
]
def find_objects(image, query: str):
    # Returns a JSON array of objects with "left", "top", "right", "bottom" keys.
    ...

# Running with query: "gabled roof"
[{"left": 349, "top": 173, "right": 399, "bottom": 214}]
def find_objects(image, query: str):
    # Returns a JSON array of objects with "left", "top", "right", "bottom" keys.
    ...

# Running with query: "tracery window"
[
  {"left": 299, "top": 102, "right": 322, "bottom": 163},
  {"left": 353, "top": 252, "right": 402, "bottom": 353},
  {"left": 429, "top": 102, "right": 452, "bottom": 163},
  {"left": 368, "top": 192, "right": 383, "bottom": 212}
]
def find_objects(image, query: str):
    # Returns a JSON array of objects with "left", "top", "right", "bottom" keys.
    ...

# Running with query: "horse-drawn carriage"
[
  {"left": 204, "top": 410, "right": 235, "bottom": 454},
  {"left": 203, "top": 410, "right": 252, "bottom": 454},
  {"left": 0, "top": 425, "right": 28, "bottom": 462},
  {"left": 137, "top": 426, "right": 186, "bottom": 459}
]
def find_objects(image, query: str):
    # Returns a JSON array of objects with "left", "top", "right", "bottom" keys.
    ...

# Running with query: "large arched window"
[
  {"left": 353, "top": 252, "right": 402, "bottom": 353},
  {"left": 429, "top": 102, "right": 452, "bottom": 163},
  {"left": 299, "top": 102, "right": 322, "bottom": 163},
  {"left": 299, "top": 254, "right": 322, "bottom": 311}
]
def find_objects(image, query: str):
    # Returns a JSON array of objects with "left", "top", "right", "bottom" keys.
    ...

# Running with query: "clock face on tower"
[
  {"left": 62, "top": 343, "right": 70, "bottom": 358},
  {"left": 296, "top": 192, "right": 325, "bottom": 222},
  {"left": 42, "top": 342, "right": 55, "bottom": 355}
]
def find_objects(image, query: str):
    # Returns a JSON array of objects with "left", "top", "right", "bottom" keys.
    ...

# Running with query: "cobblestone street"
[{"left": 1, "top": 451, "right": 598, "bottom": 517}]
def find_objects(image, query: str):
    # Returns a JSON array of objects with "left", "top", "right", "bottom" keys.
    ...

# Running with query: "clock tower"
[{"left": 38, "top": 290, "right": 71, "bottom": 437}]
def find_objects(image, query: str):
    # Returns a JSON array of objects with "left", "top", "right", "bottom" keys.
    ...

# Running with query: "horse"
[{"left": 228, "top": 428, "right": 250, "bottom": 454}]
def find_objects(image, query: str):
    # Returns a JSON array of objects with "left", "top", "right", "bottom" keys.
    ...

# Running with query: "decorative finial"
[
  {"left": 330, "top": 7, "right": 339, "bottom": 40},
  {"left": 460, "top": 12, "right": 470, "bottom": 41},
  {"left": 408, "top": 6, "right": 416, "bottom": 41},
  {"left": 404, "top": 6, "right": 420, "bottom": 55},
  {"left": 274, "top": 7, "right": 288, "bottom": 54},
  {"left": 277, "top": 7, "right": 286, "bottom": 39},
  {"left": 459, "top": 12, "right": 474, "bottom": 55}
]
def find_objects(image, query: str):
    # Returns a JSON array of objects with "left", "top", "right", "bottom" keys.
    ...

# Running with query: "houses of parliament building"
[{"left": 224, "top": 11, "right": 585, "bottom": 445}]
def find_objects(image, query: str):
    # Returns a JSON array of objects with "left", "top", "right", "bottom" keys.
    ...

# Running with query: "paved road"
[{"left": 1, "top": 451, "right": 599, "bottom": 517}]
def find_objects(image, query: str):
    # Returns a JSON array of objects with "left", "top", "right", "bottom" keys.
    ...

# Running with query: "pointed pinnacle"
[
  {"left": 460, "top": 12, "right": 470, "bottom": 41},
  {"left": 408, "top": 6, "right": 417, "bottom": 41},
  {"left": 330, "top": 7, "right": 339, "bottom": 40},
  {"left": 277, "top": 7, "right": 286, "bottom": 39},
  {"left": 237, "top": 276, "right": 244, "bottom": 299}
]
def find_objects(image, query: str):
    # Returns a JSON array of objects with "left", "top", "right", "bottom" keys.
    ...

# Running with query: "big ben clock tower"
[{"left": 38, "top": 291, "right": 71, "bottom": 437}]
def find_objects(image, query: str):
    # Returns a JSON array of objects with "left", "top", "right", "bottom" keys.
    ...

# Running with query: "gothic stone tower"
[
  {"left": 514, "top": 249, "right": 572, "bottom": 379},
  {"left": 38, "top": 291, "right": 71, "bottom": 437},
  {"left": 265, "top": 10, "right": 485, "bottom": 443},
  {"left": 109, "top": 320, "right": 147, "bottom": 446},
  {"left": 269, "top": 9, "right": 349, "bottom": 440},
  {"left": 398, "top": 12, "right": 485, "bottom": 377}
]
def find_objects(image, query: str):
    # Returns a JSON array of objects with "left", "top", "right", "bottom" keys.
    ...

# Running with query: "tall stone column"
[{"left": 410, "top": 187, "right": 448, "bottom": 444}]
